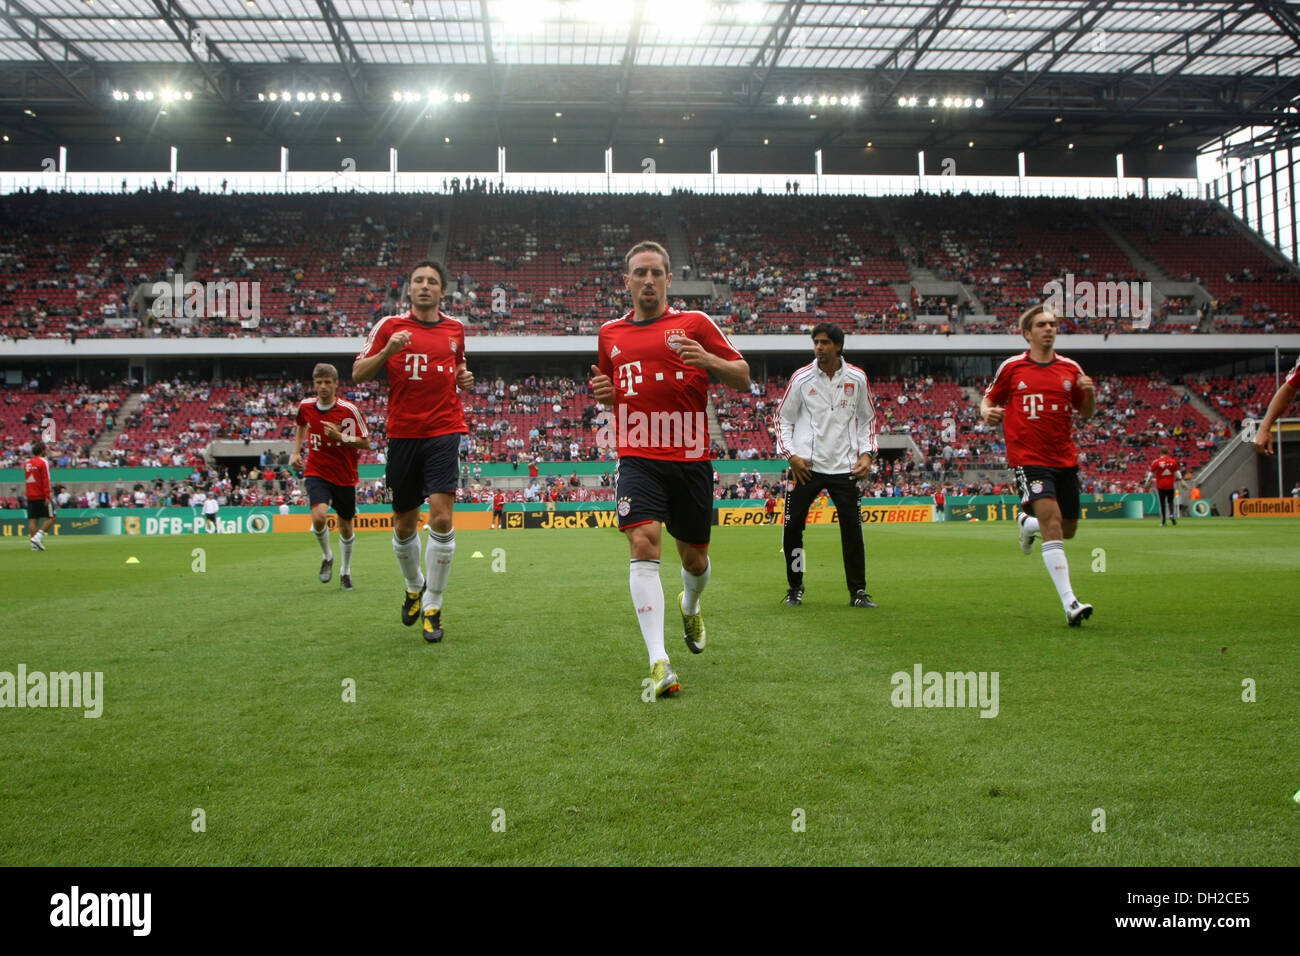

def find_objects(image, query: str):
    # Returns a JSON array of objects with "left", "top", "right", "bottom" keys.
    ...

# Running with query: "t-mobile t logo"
[
  {"left": 404, "top": 353, "right": 429, "bottom": 380},
  {"left": 616, "top": 360, "right": 644, "bottom": 397},
  {"left": 1021, "top": 393, "right": 1045, "bottom": 419}
]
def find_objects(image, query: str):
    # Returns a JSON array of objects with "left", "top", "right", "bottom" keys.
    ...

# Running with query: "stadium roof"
[{"left": 1, "top": 0, "right": 1298, "bottom": 159}]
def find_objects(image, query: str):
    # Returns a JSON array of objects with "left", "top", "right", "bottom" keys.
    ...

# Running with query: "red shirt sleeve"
[
  {"left": 348, "top": 403, "right": 369, "bottom": 438},
  {"left": 295, "top": 403, "right": 307, "bottom": 428},
  {"left": 985, "top": 362, "right": 1011, "bottom": 407},
  {"left": 357, "top": 316, "right": 394, "bottom": 360},
  {"left": 597, "top": 327, "right": 613, "bottom": 379},
  {"left": 691, "top": 313, "right": 743, "bottom": 362}
]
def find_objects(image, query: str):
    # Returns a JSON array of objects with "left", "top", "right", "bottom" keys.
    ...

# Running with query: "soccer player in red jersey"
[
  {"left": 981, "top": 305, "right": 1098, "bottom": 626},
  {"left": 491, "top": 489, "right": 505, "bottom": 529},
  {"left": 354, "top": 260, "right": 474, "bottom": 643},
  {"left": 24, "top": 439, "right": 54, "bottom": 551},
  {"left": 1253, "top": 355, "right": 1300, "bottom": 456},
  {"left": 291, "top": 363, "right": 371, "bottom": 590},
  {"left": 1144, "top": 445, "right": 1182, "bottom": 527},
  {"left": 590, "top": 241, "right": 750, "bottom": 696}
]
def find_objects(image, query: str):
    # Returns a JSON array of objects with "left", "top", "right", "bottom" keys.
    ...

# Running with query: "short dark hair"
[
  {"left": 624, "top": 241, "right": 670, "bottom": 273},
  {"left": 408, "top": 259, "right": 448, "bottom": 290},
  {"left": 811, "top": 323, "right": 844, "bottom": 353},
  {"left": 31, "top": 439, "right": 45, "bottom": 456},
  {"left": 312, "top": 362, "right": 338, "bottom": 380}
]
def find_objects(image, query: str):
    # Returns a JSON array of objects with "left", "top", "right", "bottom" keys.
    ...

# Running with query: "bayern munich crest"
[
  {"left": 617, "top": 497, "right": 632, "bottom": 517},
  {"left": 1031, "top": 481, "right": 1044, "bottom": 494},
  {"left": 844, "top": 383, "right": 855, "bottom": 396},
  {"left": 664, "top": 329, "right": 687, "bottom": 350}
]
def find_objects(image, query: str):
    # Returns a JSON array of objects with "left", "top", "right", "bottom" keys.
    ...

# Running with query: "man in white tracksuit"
[{"left": 774, "top": 323, "right": 878, "bottom": 608}]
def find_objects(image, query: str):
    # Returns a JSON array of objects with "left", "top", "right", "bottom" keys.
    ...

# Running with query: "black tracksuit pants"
[{"left": 782, "top": 471, "right": 866, "bottom": 596}]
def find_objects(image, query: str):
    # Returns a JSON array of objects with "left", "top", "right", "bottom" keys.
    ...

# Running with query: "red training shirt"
[
  {"left": 984, "top": 351, "right": 1089, "bottom": 468},
  {"left": 597, "top": 307, "right": 743, "bottom": 462},
  {"left": 1287, "top": 355, "right": 1300, "bottom": 390},
  {"left": 24, "top": 454, "right": 51, "bottom": 502},
  {"left": 295, "top": 397, "right": 368, "bottom": 487},
  {"left": 1148, "top": 455, "right": 1179, "bottom": 491},
  {"left": 356, "top": 309, "right": 469, "bottom": 439}
]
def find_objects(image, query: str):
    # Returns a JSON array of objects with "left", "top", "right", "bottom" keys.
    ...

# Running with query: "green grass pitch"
[{"left": 1, "top": 518, "right": 1296, "bottom": 866}]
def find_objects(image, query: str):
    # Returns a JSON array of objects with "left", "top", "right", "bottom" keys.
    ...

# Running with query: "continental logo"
[{"left": 1235, "top": 497, "right": 1300, "bottom": 517}]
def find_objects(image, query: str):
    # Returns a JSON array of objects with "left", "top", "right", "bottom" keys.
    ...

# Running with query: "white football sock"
[
  {"left": 1040, "top": 540, "right": 1076, "bottom": 610},
  {"left": 312, "top": 525, "right": 333, "bottom": 560},
  {"left": 392, "top": 532, "right": 424, "bottom": 592},
  {"left": 424, "top": 528, "right": 455, "bottom": 610},
  {"left": 630, "top": 559, "right": 666, "bottom": 665},
  {"left": 681, "top": 558, "right": 710, "bottom": 615},
  {"left": 1021, "top": 514, "right": 1040, "bottom": 535},
  {"left": 339, "top": 534, "right": 354, "bottom": 575}
]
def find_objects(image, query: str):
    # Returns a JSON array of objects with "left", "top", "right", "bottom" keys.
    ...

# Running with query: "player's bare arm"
[
  {"left": 589, "top": 364, "right": 615, "bottom": 403},
  {"left": 290, "top": 423, "right": 308, "bottom": 471},
  {"left": 455, "top": 362, "right": 474, "bottom": 390},
  {"left": 352, "top": 329, "right": 413, "bottom": 382},
  {"left": 980, "top": 396, "right": 1005, "bottom": 425},
  {"left": 674, "top": 337, "right": 750, "bottom": 390},
  {"left": 851, "top": 452, "right": 873, "bottom": 479},
  {"left": 1254, "top": 382, "right": 1297, "bottom": 455},
  {"left": 1076, "top": 373, "right": 1097, "bottom": 419}
]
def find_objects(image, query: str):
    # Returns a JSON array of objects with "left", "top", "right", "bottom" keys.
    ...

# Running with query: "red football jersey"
[
  {"left": 295, "top": 397, "right": 368, "bottom": 487},
  {"left": 1287, "top": 355, "right": 1300, "bottom": 390},
  {"left": 356, "top": 310, "right": 469, "bottom": 439},
  {"left": 1149, "top": 455, "right": 1180, "bottom": 490},
  {"left": 493, "top": 492, "right": 505, "bottom": 510},
  {"left": 597, "top": 308, "right": 743, "bottom": 462},
  {"left": 24, "top": 455, "right": 51, "bottom": 502},
  {"left": 984, "top": 351, "right": 1089, "bottom": 468}
]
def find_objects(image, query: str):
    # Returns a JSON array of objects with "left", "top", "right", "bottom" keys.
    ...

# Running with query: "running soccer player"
[
  {"left": 291, "top": 363, "right": 370, "bottom": 590},
  {"left": 1144, "top": 446, "right": 1181, "bottom": 527},
  {"left": 981, "top": 304, "right": 1097, "bottom": 626},
  {"left": 24, "top": 439, "right": 54, "bottom": 551},
  {"left": 1253, "top": 354, "right": 1299, "bottom": 456},
  {"left": 354, "top": 260, "right": 473, "bottom": 643},
  {"left": 590, "top": 240, "right": 750, "bottom": 696}
]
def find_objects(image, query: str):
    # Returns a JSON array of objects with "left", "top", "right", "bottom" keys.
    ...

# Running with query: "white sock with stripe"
[
  {"left": 392, "top": 532, "right": 424, "bottom": 592},
  {"left": 424, "top": 528, "right": 455, "bottom": 610},
  {"left": 1040, "top": 540, "right": 1076, "bottom": 610},
  {"left": 681, "top": 558, "right": 710, "bottom": 615},
  {"left": 630, "top": 559, "right": 666, "bottom": 665},
  {"left": 313, "top": 525, "right": 333, "bottom": 560},
  {"left": 339, "top": 534, "right": 354, "bottom": 575}
]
